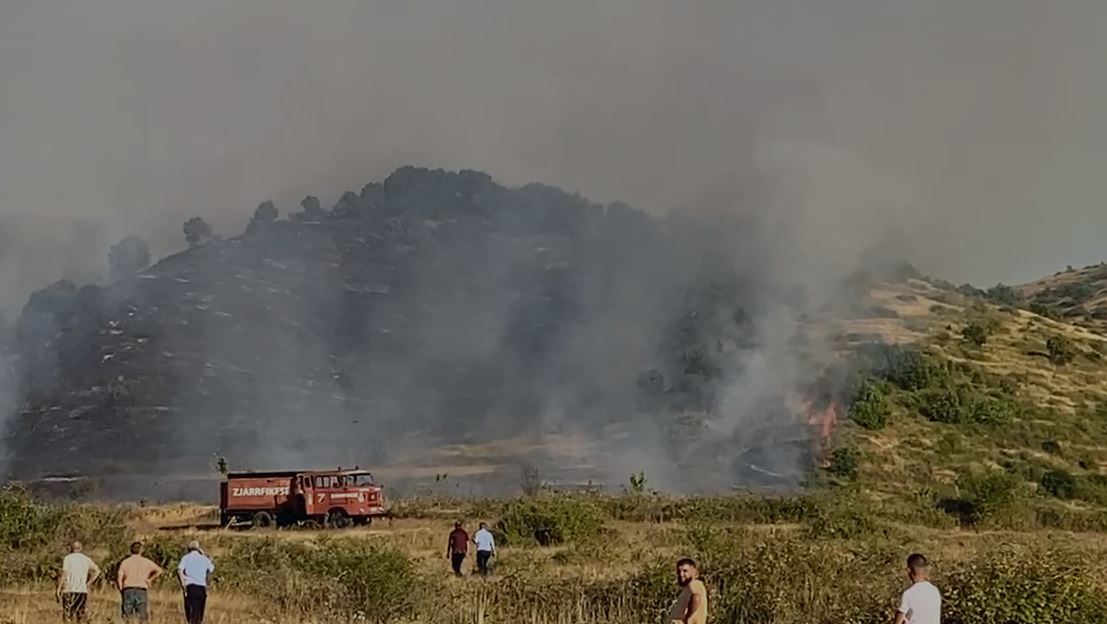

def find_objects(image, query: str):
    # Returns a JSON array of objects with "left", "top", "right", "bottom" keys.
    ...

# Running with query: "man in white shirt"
[
  {"left": 472, "top": 522, "right": 496, "bottom": 576},
  {"left": 895, "top": 553, "right": 941, "bottom": 624},
  {"left": 56, "top": 541, "right": 101, "bottom": 623},
  {"left": 178, "top": 540, "right": 215, "bottom": 624}
]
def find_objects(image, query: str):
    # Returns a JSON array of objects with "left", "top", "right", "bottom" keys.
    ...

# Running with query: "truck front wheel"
[
  {"left": 252, "top": 511, "right": 275, "bottom": 529},
  {"left": 327, "top": 510, "right": 352, "bottom": 529}
]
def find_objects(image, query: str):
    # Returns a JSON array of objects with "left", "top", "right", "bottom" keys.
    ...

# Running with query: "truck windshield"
[{"left": 353, "top": 474, "right": 374, "bottom": 486}]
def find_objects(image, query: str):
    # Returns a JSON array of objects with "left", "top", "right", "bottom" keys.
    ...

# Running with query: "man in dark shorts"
[
  {"left": 56, "top": 541, "right": 101, "bottom": 623},
  {"left": 446, "top": 521, "right": 470, "bottom": 576}
]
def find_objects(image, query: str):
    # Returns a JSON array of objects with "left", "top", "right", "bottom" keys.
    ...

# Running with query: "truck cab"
[{"left": 295, "top": 469, "right": 386, "bottom": 527}]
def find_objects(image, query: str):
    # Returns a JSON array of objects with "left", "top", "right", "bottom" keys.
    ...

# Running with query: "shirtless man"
[{"left": 668, "top": 558, "right": 707, "bottom": 624}]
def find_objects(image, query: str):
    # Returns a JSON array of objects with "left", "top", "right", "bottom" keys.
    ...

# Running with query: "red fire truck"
[{"left": 219, "top": 468, "right": 387, "bottom": 528}]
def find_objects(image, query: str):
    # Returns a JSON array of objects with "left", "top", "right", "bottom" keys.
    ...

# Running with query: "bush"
[
  {"left": 859, "top": 345, "right": 950, "bottom": 391},
  {"left": 961, "top": 321, "right": 991, "bottom": 347},
  {"left": 1047, "top": 335, "right": 1077, "bottom": 365},
  {"left": 219, "top": 538, "right": 421, "bottom": 622},
  {"left": 497, "top": 496, "right": 605, "bottom": 546},
  {"left": 1040, "top": 469, "right": 1078, "bottom": 499},
  {"left": 849, "top": 379, "right": 890, "bottom": 430},
  {"left": 182, "top": 216, "right": 213, "bottom": 247},
  {"left": 945, "top": 471, "right": 1025, "bottom": 525},
  {"left": 827, "top": 447, "right": 861, "bottom": 480},
  {"left": 918, "top": 387, "right": 966, "bottom": 424},
  {"left": 943, "top": 553, "right": 1107, "bottom": 624}
]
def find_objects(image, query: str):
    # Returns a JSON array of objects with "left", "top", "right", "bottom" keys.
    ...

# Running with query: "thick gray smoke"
[{"left": 2, "top": 1, "right": 1106, "bottom": 496}]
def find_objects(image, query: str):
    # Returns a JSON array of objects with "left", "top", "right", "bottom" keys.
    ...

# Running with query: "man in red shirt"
[{"left": 446, "top": 521, "right": 470, "bottom": 576}]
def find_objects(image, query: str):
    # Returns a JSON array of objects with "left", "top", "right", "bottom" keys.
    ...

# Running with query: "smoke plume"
[{"left": 2, "top": 1, "right": 1106, "bottom": 496}]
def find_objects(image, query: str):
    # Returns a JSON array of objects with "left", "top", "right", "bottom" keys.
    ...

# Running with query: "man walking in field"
[
  {"left": 668, "top": 558, "right": 707, "bottom": 624},
  {"left": 895, "top": 553, "right": 941, "bottom": 624},
  {"left": 472, "top": 522, "right": 496, "bottom": 576},
  {"left": 56, "top": 541, "right": 101, "bottom": 623},
  {"left": 446, "top": 521, "right": 470, "bottom": 576},
  {"left": 118, "top": 541, "right": 163, "bottom": 623},
  {"left": 177, "top": 540, "right": 215, "bottom": 624}
]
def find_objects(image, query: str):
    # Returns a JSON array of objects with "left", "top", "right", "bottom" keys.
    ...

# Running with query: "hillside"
[
  {"left": 2, "top": 167, "right": 837, "bottom": 499},
  {"left": 6, "top": 166, "right": 1107, "bottom": 530}
]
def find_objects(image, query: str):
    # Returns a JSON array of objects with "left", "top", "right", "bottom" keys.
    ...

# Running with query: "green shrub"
[
  {"left": 1040, "top": 439, "right": 1063, "bottom": 455},
  {"left": 219, "top": 538, "right": 422, "bottom": 622},
  {"left": 1047, "top": 335, "right": 1077, "bottom": 365},
  {"left": 859, "top": 344, "right": 949, "bottom": 391},
  {"left": 849, "top": 379, "right": 890, "bottom": 430},
  {"left": 918, "top": 387, "right": 966, "bottom": 424},
  {"left": 941, "top": 471, "right": 1026, "bottom": 526},
  {"left": 827, "top": 447, "right": 861, "bottom": 480},
  {"left": 961, "top": 321, "right": 991, "bottom": 347},
  {"left": 497, "top": 495, "right": 605, "bottom": 546},
  {"left": 1040, "top": 469, "right": 1078, "bottom": 499},
  {"left": 943, "top": 553, "right": 1107, "bottom": 624},
  {"left": 805, "top": 499, "right": 877, "bottom": 539}
]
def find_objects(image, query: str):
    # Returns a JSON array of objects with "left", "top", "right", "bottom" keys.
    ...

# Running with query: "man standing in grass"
[
  {"left": 668, "top": 558, "right": 707, "bottom": 624},
  {"left": 177, "top": 540, "right": 215, "bottom": 624},
  {"left": 56, "top": 540, "right": 101, "bottom": 623},
  {"left": 472, "top": 522, "right": 496, "bottom": 576},
  {"left": 446, "top": 521, "right": 470, "bottom": 576},
  {"left": 118, "top": 541, "right": 163, "bottom": 623},
  {"left": 895, "top": 553, "right": 941, "bottom": 624}
]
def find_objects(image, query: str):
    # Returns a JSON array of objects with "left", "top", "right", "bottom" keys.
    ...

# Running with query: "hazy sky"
[{"left": 2, "top": 0, "right": 1106, "bottom": 308}]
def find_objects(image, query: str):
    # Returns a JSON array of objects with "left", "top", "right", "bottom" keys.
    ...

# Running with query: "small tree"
[
  {"left": 1046, "top": 335, "right": 1076, "bottom": 365},
  {"left": 294, "top": 195, "right": 326, "bottom": 221},
  {"left": 849, "top": 379, "right": 890, "bottom": 430},
  {"left": 182, "top": 216, "right": 213, "bottom": 247},
  {"left": 961, "top": 320, "right": 991, "bottom": 347},
  {"left": 247, "top": 200, "right": 279, "bottom": 232},
  {"left": 108, "top": 235, "right": 150, "bottom": 280}
]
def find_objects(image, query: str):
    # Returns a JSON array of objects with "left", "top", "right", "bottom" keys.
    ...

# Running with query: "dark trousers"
[
  {"left": 184, "top": 585, "right": 207, "bottom": 624},
  {"left": 61, "top": 592, "right": 88, "bottom": 623},
  {"left": 450, "top": 552, "right": 466, "bottom": 575},
  {"left": 476, "top": 550, "right": 492, "bottom": 576}
]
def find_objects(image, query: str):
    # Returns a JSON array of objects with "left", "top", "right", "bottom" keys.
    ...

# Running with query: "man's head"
[
  {"left": 187, "top": 540, "right": 201, "bottom": 552},
  {"left": 454, "top": 521, "right": 462, "bottom": 529},
  {"left": 676, "top": 558, "right": 699, "bottom": 586},
  {"left": 479, "top": 522, "right": 487, "bottom": 530},
  {"left": 906, "top": 553, "right": 930, "bottom": 581},
  {"left": 130, "top": 541, "right": 143, "bottom": 555},
  {"left": 69, "top": 541, "right": 82, "bottom": 553}
]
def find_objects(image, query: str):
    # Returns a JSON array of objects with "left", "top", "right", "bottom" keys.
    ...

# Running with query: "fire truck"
[{"left": 219, "top": 468, "right": 387, "bottom": 528}]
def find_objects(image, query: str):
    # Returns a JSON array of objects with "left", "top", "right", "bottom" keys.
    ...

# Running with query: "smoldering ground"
[{"left": 3, "top": 1, "right": 1107, "bottom": 497}]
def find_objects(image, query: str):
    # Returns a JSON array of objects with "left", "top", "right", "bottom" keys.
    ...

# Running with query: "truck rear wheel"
[{"left": 252, "top": 511, "right": 275, "bottom": 529}]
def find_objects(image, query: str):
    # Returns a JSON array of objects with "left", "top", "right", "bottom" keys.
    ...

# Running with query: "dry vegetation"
[{"left": 11, "top": 270, "right": 1107, "bottom": 622}]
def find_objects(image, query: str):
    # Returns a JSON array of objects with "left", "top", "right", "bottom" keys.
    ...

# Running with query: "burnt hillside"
[{"left": 4, "top": 167, "right": 833, "bottom": 497}]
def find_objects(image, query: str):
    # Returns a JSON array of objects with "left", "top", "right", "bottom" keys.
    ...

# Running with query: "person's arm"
[
  {"left": 446, "top": 534, "right": 453, "bottom": 558},
  {"left": 148, "top": 563, "right": 164, "bottom": 585},
  {"left": 894, "top": 593, "right": 910, "bottom": 624},
  {"left": 87, "top": 560, "right": 101, "bottom": 586},
  {"left": 117, "top": 564, "right": 125, "bottom": 591},
  {"left": 683, "top": 582, "right": 705, "bottom": 624},
  {"left": 56, "top": 565, "right": 66, "bottom": 599},
  {"left": 177, "top": 559, "right": 189, "bottom": 592}
]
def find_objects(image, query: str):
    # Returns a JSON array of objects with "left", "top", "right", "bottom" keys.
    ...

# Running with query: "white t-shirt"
[
  {"left": 473, "top": 529, "right": 495, "bottom": 552},
  {"left": 899, "top": 581, "right": 941, "bottom": 624},
  {"left": 61, "top": 552, "right": 100, "bottom": 593}
]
